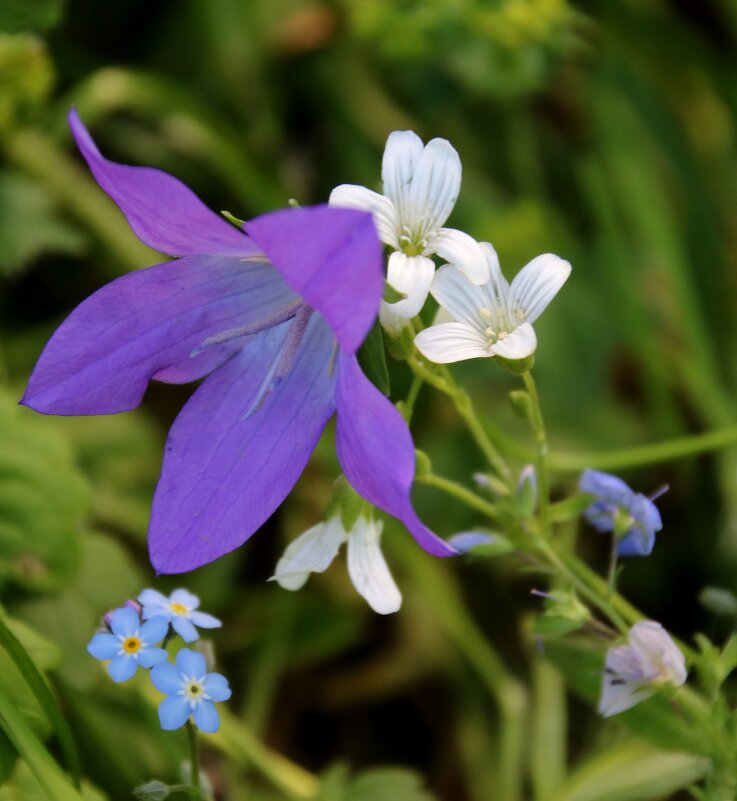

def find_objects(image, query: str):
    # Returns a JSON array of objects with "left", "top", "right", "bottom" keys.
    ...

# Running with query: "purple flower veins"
[{"left": 22, "top": 110, "right": 457, "bottom": 573}]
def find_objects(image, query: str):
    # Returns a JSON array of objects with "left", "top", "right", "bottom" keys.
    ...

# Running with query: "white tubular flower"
[
  {"left": 271, "top": 517, "right": 401, "bottom": 615},
  {"left": 414, "top": 242, "right": 571, "bottom": 363},
  {"left": 599, "top": 621, "right": 687, "bottom": 718},
  {"left": 329, "top": 130, "right": 487, "bottom": 324}
]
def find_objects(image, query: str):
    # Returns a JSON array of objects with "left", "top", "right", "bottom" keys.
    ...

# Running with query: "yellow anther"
[
  {"left": 169, "top": 602, "right": 188, "bottom": 615},
  {"left": 123, "top": 637, "right": 141, "bottom": 654}
]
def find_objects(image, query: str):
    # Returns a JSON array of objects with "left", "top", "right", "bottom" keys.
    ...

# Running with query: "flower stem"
[
  {"left": 186, "top": 721, "right": 201, "bottom": 799},
  {"left": 607, "top": 534, "right": 619, "bottom": 599},
  {"left": 416, "top": 472, "right": 504, "bottom": 522},
  {"left": 521, "top": 372, "right": 550, "bottom": 529}
]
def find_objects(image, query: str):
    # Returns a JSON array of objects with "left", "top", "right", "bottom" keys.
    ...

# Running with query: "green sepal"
[
  {"left": 495, "top": 353, "right": 536, "bottom": 375},
  {"left": 383, "top": 283, "right": 407, "bottom": 304},
  {"left": 325, "top": 476, "right": 367, "bottom": 533},
  {"left": 357, "top": 322, "right": 390, "bottom": 395},
  {"left": 508, "top": 390, "right": 533, "bottom": 421},
  {"left": 465, "top": 533, "right": 515, "bottom": 558}
]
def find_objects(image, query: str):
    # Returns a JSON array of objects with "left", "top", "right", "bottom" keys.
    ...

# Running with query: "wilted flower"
[
  {"left": 87, "top": 607, "right": 168, "bottom": 682},
  {"left": 580, "top": 469, "right": 664, "bottom": 557},
  {"left": 138, "top": 589, "right": 221, "bottom": 643},
  {"left": 22, "top": 111, "right": 456, "bottom": 573},
  {"left": 330, "top": 130, "right": 487, "bottom": 329},
  {"left": 150, "top": 649, "right": 231, "bottom": 733},
  {"left": 272, "top": 516, "right": 401, "bottom": 614},
  {"left": 599, "top": 621, "right": 686, "bottom": 717},
  {"left": 414, "top": 243, "right": 570, "bottom": 363}
]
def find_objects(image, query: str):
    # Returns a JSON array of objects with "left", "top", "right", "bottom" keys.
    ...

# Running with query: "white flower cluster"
[{"left": 330, "top": 130, "right": 571, "bottom": 362}]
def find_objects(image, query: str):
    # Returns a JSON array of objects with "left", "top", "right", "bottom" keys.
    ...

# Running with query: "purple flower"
[
  {"left": 579, "top": 469, "right": 663, "bottom": 557},
  {"left": 22, "top": 110, "right": 456, "bottom": 573}
]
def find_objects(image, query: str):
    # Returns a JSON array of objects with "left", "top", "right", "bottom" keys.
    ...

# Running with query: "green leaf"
[
  {"left": 346, "top": 768, "right": 438, "bottom": 801},
  {"left": 551, "top": 741, "right": 708, "bottom": 801},
  {"left": 0, "top": 171, "right": 85, "bottom": 276},
  {"left": 0, "top": 615, "right": 80, "bottom": 786},
  {"left": 0, "top": 683, "right": 84, "bottom": 801},
  {"left": 0, "top": 1, "right": 64, "bottom": 34},
  {"left": 357, "top": 322, "right": 390, "bottom": 395}
]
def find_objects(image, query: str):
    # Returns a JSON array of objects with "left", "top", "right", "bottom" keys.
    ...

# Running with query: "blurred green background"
[{"left": 1, "top": 0, "right": 737, "bottom": 799}]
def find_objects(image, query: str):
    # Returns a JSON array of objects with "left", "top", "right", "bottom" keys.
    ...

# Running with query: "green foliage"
[
  {"left": 316, "top": 765, "right": 438, "bottom": 801},
  {"left": 0, "top": 392, "right": 88, "bottom": 593},
  {"left": 0, "top": 171, "right": 85, "bottom": 276},
  {"left": 0, "top": 35, "right": 53, "bottom": 134}
]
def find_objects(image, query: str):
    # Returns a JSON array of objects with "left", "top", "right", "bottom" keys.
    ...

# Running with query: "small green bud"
[
  {"left": 509, "top": 390, "right": 533, "bottom": 421},
  {"left": 133, "top": 780, "right": 170, "bottom": 801},
  {"left": 699, "top": 587, "right": 737, "bottom": 617},
  {"left": 414, "top": 449, "right": 432, "bottom": 478},
  {"left": 495, "top": 353, "right": 536, "bottom": 375},
  {"left": 533, "top": 589, "right": 590, "bottom": 637},
  {"left": 325, "top": 476, "right": 366, "bottom": 531},
  {"left": 221, "top": 210, "right": 245, "bottom": 228}
]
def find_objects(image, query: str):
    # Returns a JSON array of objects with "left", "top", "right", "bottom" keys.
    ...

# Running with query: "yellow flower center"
[
  {"left": 184, "top": 680, "right": 204, "bottom": 700},
  {"left": 169, "top": 602, "right": 188, "bottom": 615},
  {"left": 123, "top": 636, "right": 141, "bottom": 654}
]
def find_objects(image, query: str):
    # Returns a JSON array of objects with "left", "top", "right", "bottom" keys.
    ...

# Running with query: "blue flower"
[
  {"left": 150, "top": 649, "right": 231, "bottom": 733},
  {"left": 138, "top": 589, "right": 221, "bottom": 643},
  {"left": 87, "top": 607, "right": 168, "bottom": 682},
  {"left": 579, "top": 469, "right": 664, "bottom": 557}
]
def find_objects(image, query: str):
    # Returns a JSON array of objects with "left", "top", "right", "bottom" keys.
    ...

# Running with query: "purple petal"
[
  {"left": 172, "top": 617, "right": 199, "bottom": 643},
  {"left": 150, "top": 662, "right": 183, "bottom": 695},
  {"left": 139, "top": 616, "right": 169, "bottom": 645},
  {"left": 245, "top": 205, "right": 383, "bottom": 354},
  {"left": 193, "top": 700, "right": 220, "bottom": 733},
  {"left": 87, "top": 633, "right": 120, "bottom": 660},
  {"left": 22, "top": 255, "right": 296, "bottom": 415},
  {"left": 335, "top": 355, "right": 457, "bottom": 557},
  {"left": 175, "top": 649, "right": 207, "bottom": 679},
  {"left": 69, "top": 109, "right": 256, "bottom": 257},
  {"left": 107, "top": 654, "right": 138, "bottom": 683},
  {"left": 109, "top": 607, "right": 139, "bottom": 638},
  {"left": 203, "top": 673, "right": 231, "bottom": 702},
  {"left": 158, "top": 695, "right": 191, "bottom": 730},
  {"left": 137, "top": 646, "right": 168, "bottom": 668},
  {"left": 149, "top": 316, "right": 337, "bottom": 573}
]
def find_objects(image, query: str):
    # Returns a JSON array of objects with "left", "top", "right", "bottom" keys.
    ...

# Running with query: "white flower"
[
  {"left": 137, "top": 588, "right": 221, "bottom": 643},
  {"left": 329, "top": 130, "right": 487, "bottom": 324},
  {"left": 599, "top": 621, "right": 687, "bottom": 717},
  {"left": 271, "top": 516, "right": 401, "bottom": 615},
  {"left": 414, "top": 242, "right": 571, "bottom": 363}
]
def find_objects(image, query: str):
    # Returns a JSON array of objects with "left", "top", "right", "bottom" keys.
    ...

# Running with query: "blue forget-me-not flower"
[
  {"left": 87, "top": 607, "right": 168, "bottom": 682},
  {"left": 150, "top": 649, "right": 231, "bottom": 733},
  {"left": 579, "top": 469, "right": 664, "bottom": 557},
  {"left": 138, "top": 589, "right": 222, "bottom": 643}
]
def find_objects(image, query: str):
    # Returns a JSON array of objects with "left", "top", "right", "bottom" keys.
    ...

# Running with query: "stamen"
[
  {"left": 484, "top": 327, "right": 496, "bottom": 338},
  {"left": 242, "top": 307, "right": 315, "bottom": 420},
  {"left": 191, "top": 300, "right": 303, "bottom": 356},
  {"left": 479, "top": 307, "right": 492, "bottom": 320}
]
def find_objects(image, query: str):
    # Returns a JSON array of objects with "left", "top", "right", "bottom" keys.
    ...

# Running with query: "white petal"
[
  {"left": 329, "top": 184, "right": 399, "bottom": 248},
  {"left": 385, "top": 252, "right": 435, "bottom": 319},
  {"left": 271, "top": 519, "right": 346, "bottom": 591},
  {"left": 414, "top": 322, "right": 490, "bottom": 364},
  {"left": 378, "top": 301, "right": 410, "bottom": 336},
  {"left": 509, "top": 253, "right": 571, "bottom": 324},
  {"left": 346, "top": 519, "right": 401, "bottom": 615},
  {"left": 489, "top": 322, "right": 537, "bottom": 360},
  {"left": 479, "top": 242, "right": 509, "bottom": 303},
  {"left": 404, "top": 138, "right": 461, "bottom": 235},
  {"left": 381, "top": 131, "right": 424, "bottom": 221},
  {"left": 598, "top": 674, "right": 654, "bottom": 717},
  {"left": 434, "top": 229, "right": 488, "bottom": 284},
  {"left": 431, "top": 266, "right": 487, "bottom": 332},
  {"left": 629, "top": 621, "right": 687, "bottom": 685}
]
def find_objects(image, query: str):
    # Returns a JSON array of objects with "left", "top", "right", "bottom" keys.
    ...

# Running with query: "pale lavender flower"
[
  {"left": 599, "top": 621, "right": 686, "bottom": 717},
  {"left": 22, "top": 111, "right": 456, "bottom": 573}
]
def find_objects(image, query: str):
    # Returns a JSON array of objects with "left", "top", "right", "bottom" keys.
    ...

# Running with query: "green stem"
[
  {"left": 548, "top": 426, "right": 737, "bottom": 472},
  {"left": 522, "top": 371, "right": 550, "bottom": 528},
  {"left": 416, "top": 472, "right": 504, "bottom": 522},
  {"left": 607, "top": 533, "right": 619, "bottom": 599},
  {"left": 186, "top": 722, "right": 201, "bottom": 799},
  {"left": 404, "top": 373, "right": 424, "bottom": 421}
]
